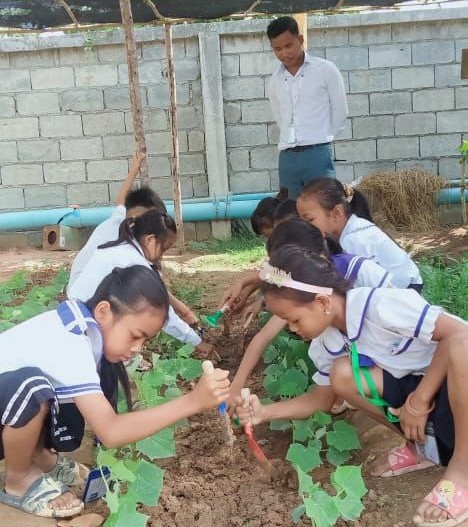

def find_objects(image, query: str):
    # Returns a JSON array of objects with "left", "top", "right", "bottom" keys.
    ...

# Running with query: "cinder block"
[
  {"left": 0, "top": 187, "right": 24, "bottom": 210},
  {"left": 224, "top": 102, "right": 241, "bottom": 124},
  {"left": 221, "top": 35, "right": 264, "bottom": 54},
  {"left": 10, "top": 50, "right": 56, "bottom": 68},
  {"left": 239, "top": 52, "right": 277, "bottom": 76},
  {"left": 0, "top": 141, "right": 17, "bottom": 163},
  {"left": 1, "top": 164, "right": 43, "bottom": 185},
  {"left": 437, "top": 110, "right": 468, "bottom": 133},
  {"left": 118, "top": 61, "right": 162, "bottom": 85},
  {"left": 67, "top": 182, "right": 109, "bottom": 206},
  {"left": 173, "top": 59, "right": 200, "bottom": 82},
  {"left": 97, "top": 45, "right": 127, "bottom": 63},
  {"left": 226, "top": 124, "right": 268, "bottom": 147},
  {"left": 16, "top": 93, "right": 60, "bottom": 115},
  {"left": 59, "top": 47, "right": 98, "bottom": 65},
  {"left": 148, "top": 176, "right": 193, "bottom": 199},
  {"left": 87, "top": 159, "right": 129, "bottom": 181},
  {"left": 420, "top": 134, "right": 462, "bottom": 157},
  {"left": 349, "top": 25, "right": 391, "bottom": 45},
  {"left": 185, "top": 38, "right": 200, "bottom": 58},
  {"left": 0, "top": 69, "right": 30, "bottom": 93},
  {"left": 412, "top": 41, "right": 455, "bottom": 66},
  {"left": 43, "top": 225, "right": 88, "bottom": 251},
  {"left": 223, "top": 77, "right": 264, "bottom": 101},
  {"left": 194, "top": 221, "right": 212, "bottom": 241},
  {"left": 180, "top": 153, "right": 205, "bottom": 175},
  {"left": 141, "top": 39, "right": 184, "bottom": 60},
  {"left": 61, "top": 89, "right": 104, "bottom": 112},
  {"left": 413, "top": 88, "right": 454, "bottom": 112},
  {"left": 221, "top": 55, "right": 239, "bottom": 77},
  {"left": 17, "top": 140, "right": 60, "bottom": 162},
  {"left": 435, "top": 64, "right": 468, "bottom": 88},
  {"left": 0, "top": 117, "right": 38, "bottom": 140},
  {"left": 395, "top": 113, "right": 436, "bottom": 136},
  {"left": 396, "top": 159, "right": 438, "bottom": 174},
  {"left": 0, "top": 96, "right": 15, "bottom": 117},
  {"left": 228, "top": 149, "right": 249, "bottom": 172},
  {"left": 83, "top": 112, "right": 125, "bottom": 136},
  {"left": 146, "top": 132, "right": 171, "bottom": 155},
  {"left": 334, "top": 163, "right": 354, "bottom": 183},
  {"left": 40, "top": 115, "right": 82, "bottom": 138},
  {"left": 370, "top": 92, "right": 412, "bottom": 114},
  {"left": 103, "top": 134, "right": 135, "bottom": 157},
  {"left": 192, "top": 175, "right": 209, "bottom": 197},
  {"left": 352, "top": 115, "right": 394, "bottom": 139},
  {"left": 369, "top": 43, "right": 411, "bottom": 68},
  {"left": 349, "top": 69, "right": 391, "bottom": 93},
  {"left": 75, "top": 64, "right": 118, "bottom": 87},
  {"left": 60, "top": 137, "right": 103, "bottom": 160},
  {"left": 250, "top": 146, "right": 278, "bottom": 170},
  {"left": 311, "top": 28, "right": 349, "bottom": 47},
  {"left": 31, "top": 67, "right": 74, "bottom": 90},
  {"left": 455, "top": 87, "right": 468, "bottom": 108},
  {"left": 147, "top": 156, "right": 171, "bottom": 178},
  {"left": 439, "top": 157, "right": 462, "bottom": 179},
  {"left": 230, "top": 171, "right": 270, "bottom": 192},
  {"left": 392, "top": 66, "right": 434, "bottom": 90},
  {"left": 377, "top": 137, "right": 419, "bottom": 160},
  {"left": 325, "top": 47, "right": 368, "bottom": 71},
  {"left": 241, "top": 100, "right": 273, "bottom": 123},
  {"left": 177, "top": 106, "right": 201, "bottom": 129},
  {"left": 391, "top": 22, "right": 436, "bottom": 42},
  {"left": 125, "top": 109, "right": 168, "bottom": 132},
  {"left": 25, "top": 185, "right": 66, "bottom": 208},
  {"left": 104, "top": 86, "right": 145, "bottom": 110},
  {"left": 335, "top": 140, "right": 377, "bottom": 163},
  {"left": 268, "top": 123, "right": 279, "bottom": 145},
  {"left": 188, "top": 130, "right": 204, "bottom": 151},
  {"left": 347, "top": 94, "right": 369, "bottom": 117},
  {"left": 455, "top": 39, "right": 468, "bottom": 61},
  {"left": 0, "top": 52, "right": 9, "bottom": 68},
  {"left": 354, "top": 161, "right": 396, "bottom": 180},
  {"left": 146, "top": 83, "right": 190, "bottom": 107},
  {"left": 44, "top": 161, "right": 85, "bottom": 183}
]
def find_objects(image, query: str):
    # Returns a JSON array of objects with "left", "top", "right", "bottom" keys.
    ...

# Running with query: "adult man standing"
[{"left": 267, "top": 16, "right": 348, "bottom": 198}]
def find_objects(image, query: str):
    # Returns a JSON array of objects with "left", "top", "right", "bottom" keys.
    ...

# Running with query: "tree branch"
[{"left": 55, "top": 0, "right": 79, "bottom": 27}]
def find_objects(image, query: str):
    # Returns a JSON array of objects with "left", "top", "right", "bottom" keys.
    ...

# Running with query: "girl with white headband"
[{"left": 235, "top": 245, "right": 467, "bottom": 527}]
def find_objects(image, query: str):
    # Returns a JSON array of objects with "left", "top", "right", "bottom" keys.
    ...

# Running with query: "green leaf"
[
  {"left": 277, "top": 368, "right": 308, "bottom": 397},
  {"left": 334, "top": 495, "right": 365, "bottom": 520},
  {"left": 326, "top": 446, "right": 352, "bottom": 466},
  {"left": 313, "top": 411, "right": 332, "bottom": 427},
  {"left": 270, "top": 419, "right": 292, "bottom": 431},
  {"left": 263, "top": 344, "right": 280, "bottom": 364},
  {"left": 111, "top": 460, "right": 137, "bottom": 482},
  {"left": 178, "top": 358, "right": 202, "bottom": 380},
  {"left": 292, "top": 419, "right": 309, "bottom": 443},
  {"left": 165, "top": 386, "right": 182, "bottom": 399},
  {"left": 176, "top": 343, "right": 194, "bottom": 358},
  {"left": 291, "top": 504, "right": 306, "bottom": 523},
  {"left": 106, "top": 497, "right": 149, "bottom": 527},
  {"left": 326, "top": 420, "right": 360, "bottom": 452},
  {"left": 97, "top": 448, "right": 118, "bottom": 470},
  {"left": 314, "top": 426, "right": 327, "bottom": 440},
  {"left": 287, "top": 441, "right": 322, "bottom": 473},
  {"left": 264, "top": 363, "right": 285, "bottom": 378},
  {"left": 331, "top": 465, "right": 367, "bottom": 500},
  {"left": 127, "top": 459, "right": 164, "bottom": 506},
  {"left": 296, "top": 466, "right": 315, "bottom": 495},
  {"left": 105, "top": 489, "right": 120, "bottom": 514},
  {"left": 304, "top": 488, "right": 340, "bottom": 527},
  {"left": 136, "top": 427, "right": 175, "bottom": 459}
]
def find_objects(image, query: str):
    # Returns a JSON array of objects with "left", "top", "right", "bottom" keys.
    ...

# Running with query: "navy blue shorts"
[
  {"left": 0, "top": 367, "right": 84, "bottom": 459},
  {"left": 382, "top": 370, "right": 453, "bottom": 464}
]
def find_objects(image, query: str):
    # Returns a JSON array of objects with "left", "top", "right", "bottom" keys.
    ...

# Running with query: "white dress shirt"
[{"left": 268, "top": 53, "right": 348, "bottom": 151}]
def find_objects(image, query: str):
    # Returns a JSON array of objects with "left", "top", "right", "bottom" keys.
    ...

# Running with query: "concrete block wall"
[{"left": 0, "top": 7, "right": 467, "bottom": 215}]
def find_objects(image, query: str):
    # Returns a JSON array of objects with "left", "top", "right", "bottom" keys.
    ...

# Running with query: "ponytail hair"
[
  {"left": 86, "top": 265, "right": 169, "bottom": 411},
  {"left": 99, "top": 209, "right": 177, "bottom": 253},
  {"left": 262, "top": 245, "right": 350, "bottom": 304},
  {"left": 299, "top": 178, "right": 372, "bottom": 222},
  {"left": 273, "top": 199, "right": 298, "bottom": 225},
  {"left": 266, "top": 218, "right": 343, "bottom": 257},
  {"left": 251, "top": 187, "right": 288, "bottom": 235}
]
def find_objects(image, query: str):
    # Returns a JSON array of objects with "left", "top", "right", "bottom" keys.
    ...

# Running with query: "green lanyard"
[{"left": 350, "top": 342, "right": 399, "bottom": 424}]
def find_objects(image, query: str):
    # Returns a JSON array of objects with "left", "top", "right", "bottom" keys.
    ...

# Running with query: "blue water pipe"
[{"left": 437, "top": 188, "right": 468, "bottom": 205}]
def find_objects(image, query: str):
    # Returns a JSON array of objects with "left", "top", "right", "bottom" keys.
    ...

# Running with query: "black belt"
[{"left": 286, "top": 142, "right": 331, "bottom": 152}]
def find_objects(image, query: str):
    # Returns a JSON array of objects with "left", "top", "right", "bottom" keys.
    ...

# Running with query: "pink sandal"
[
  {"left": 380, "top": 444, "right": 435, "bottom": 478},
  {"left": 413, "top": 480, "right": 468, "bottom": 527}
]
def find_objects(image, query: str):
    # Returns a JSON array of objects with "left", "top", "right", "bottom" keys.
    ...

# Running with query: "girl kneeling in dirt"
[
  {"left": 236, "top": 245, "right": 468, "bottom": 527},
  {"left": 0, "top": 265, "right": 229, "bottom": 519}
]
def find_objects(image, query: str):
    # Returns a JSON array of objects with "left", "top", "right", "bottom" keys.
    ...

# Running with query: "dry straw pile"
[{"left": 357, "top": 168, "right": 447, "bottom": 231}]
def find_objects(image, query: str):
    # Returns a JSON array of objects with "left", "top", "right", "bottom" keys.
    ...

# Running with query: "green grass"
[
  {"left": 169, "top": 280, "right": 204, "bottom": 309},
  {"left": 418, "top": 255, "right": 467, "bottom": 319}
]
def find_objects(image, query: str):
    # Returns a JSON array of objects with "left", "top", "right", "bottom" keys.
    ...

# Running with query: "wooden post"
[
  {"left": 293, "top": 13, "right": 308, "bottom": 51},
  {"left": 119, "top": 0, "right": 149, "bottom": 185},
  {"left": 164, "top": 22, "right": 185, "bottom": 250}
]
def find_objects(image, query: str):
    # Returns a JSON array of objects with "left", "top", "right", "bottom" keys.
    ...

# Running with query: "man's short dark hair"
[
  {"left": 125, "top": 187, "right": 167, "bottom": 213},
  {"left": 267, "top": 16, "right": 299, "bottom": 40}
]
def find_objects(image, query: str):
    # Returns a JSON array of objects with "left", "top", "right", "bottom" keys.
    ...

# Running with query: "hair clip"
[{"left": 260, "top": 262, "right": 333, "bottom": 295}]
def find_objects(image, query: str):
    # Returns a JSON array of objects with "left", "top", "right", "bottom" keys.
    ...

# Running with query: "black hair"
[
  {"left": 86, "top": 265, "right": 169, "bottom": 411},
  {"left": 99, "top": 209, "right": 176, "bottom": 255},
  {"left": 267, "top": 218, "right": 343, "bottom": 257},
  {"left": 299, "top": 178, "right": 373, "bottom": 222},
  {"left": 124, "top": 187, "right": 167, "bottom": 214},
  {"left": 273, "top": 199, "right": 298, "bottom": 225},
  {"left": 261, "top": 245, "right": 350, "bottom": 304},
  {"left": 267, "top": 16, "right": 299, "bottom": 40},
  {"left": 251, "top": 187, "right": 288, "bottom": 235}
]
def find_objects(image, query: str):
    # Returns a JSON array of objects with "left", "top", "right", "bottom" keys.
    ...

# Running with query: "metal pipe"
[{"left": 437, "top": 188, "right": 468, "bottom": 205}]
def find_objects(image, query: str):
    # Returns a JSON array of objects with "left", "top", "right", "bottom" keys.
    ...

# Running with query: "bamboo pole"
[
  {"left": 461, "top": 135, "right": 467, "bottom": 225},
  {"left": 293, "top": 13, "right": 308, "bottom": 51},
  {"left": 119, "top": 0, "right": 149, "bottom": 185},
  {"left": 164, "top": 22, "right": 185, "bottom": 250}
]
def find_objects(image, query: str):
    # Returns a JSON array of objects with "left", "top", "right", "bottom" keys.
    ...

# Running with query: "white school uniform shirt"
[
  {"left": 339, "top": 214, "right": 422, "bottom": 288},
  {"left": 268, "top": 53, "right": 348, "bottom": 151},
  {"left": 331, "top": 253, "right": 392, "bottom": 288},
  {"left": 68, "top": 205, "right": 125, "bottom": 294},
  {"left": 67, "top": 241, "right": 202, "bottom": 346},
  {"left": 0, "top": 300, "right": 103, "bottom": 404},
  {"left": 308, "top": 287, "right": 444, "bottom": 386}
]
